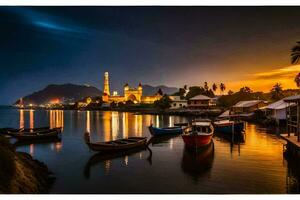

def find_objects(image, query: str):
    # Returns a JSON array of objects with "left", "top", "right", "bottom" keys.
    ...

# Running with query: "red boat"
[{"left": 182, "top": 121, "right": 214, "bottom": 149}]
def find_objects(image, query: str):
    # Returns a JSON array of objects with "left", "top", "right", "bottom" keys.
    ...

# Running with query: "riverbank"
[{"left": 0, "top": 136, "right": 54, "bottom": 194}]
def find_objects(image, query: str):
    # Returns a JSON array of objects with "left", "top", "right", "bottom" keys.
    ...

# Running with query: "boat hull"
[
  {"left": 214, "top": 122, "right": 244, "bottom": 134},
  {"left": 182, "top": 134, "right": 213, "bottom": 149},
  {"left": 148, "top": 126, "right": 183, "bottom": 136},
  {"left": 86, "top": 137, "right": 148, "bottom": 152}
]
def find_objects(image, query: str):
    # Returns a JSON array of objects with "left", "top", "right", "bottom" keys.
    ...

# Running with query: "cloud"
[{"left": 253, "top": 65, "right": 300, "bottom": 80}]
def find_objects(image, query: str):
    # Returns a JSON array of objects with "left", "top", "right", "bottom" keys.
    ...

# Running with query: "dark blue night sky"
[{"left": 1, "top": 7, "right": 300, "bottom": 104}]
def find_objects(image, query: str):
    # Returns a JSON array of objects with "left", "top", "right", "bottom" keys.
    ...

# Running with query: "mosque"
[{"left": 102, "top": 72, "right": 162, "bottom": 104}]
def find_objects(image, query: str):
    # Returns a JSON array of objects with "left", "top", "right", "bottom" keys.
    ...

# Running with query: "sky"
[{"left": 1, "top": 6, "right": 300, "bottom": 104}]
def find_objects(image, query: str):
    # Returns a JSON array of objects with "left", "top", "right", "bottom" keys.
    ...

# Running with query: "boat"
[
  {"left": 181, "top": 121, "right": 214, "bottom": 149},
  {"left": 213, "top": 119, "right": 244, "bottom": 134},
  {"left": 7, "top": 128, "right": 62, "bottom": 141},
  {"left": 0, "top": 126, "right": 58, "bottom": 135},
  {"left": 174, "top": 122, "right": 189, "bottom": 127},
  {"left": 148, "top": 124, "right": 183, "bottom": 136},
  {"left": 84, "top": 132, "right": 148, "bottom": 152}
]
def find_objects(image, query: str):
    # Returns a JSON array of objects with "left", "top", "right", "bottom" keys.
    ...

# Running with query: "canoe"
[
  {"left": 7, "top": 128, "right": 61, "bottom": 141},
  {"left": 0, "top": 126, "right": 60, "bottom": 135},
  {"left": 213, "top": 120, "right": 244, "bottom": 134},
  {"left": 182, "top": 121, "right": 214, "bottom": 149},
  {"left": 84, "top": 132, "right": 147, "bottom": 152},
  {"left": 148, "top": 125, "right": 183, "bottom": 136}
]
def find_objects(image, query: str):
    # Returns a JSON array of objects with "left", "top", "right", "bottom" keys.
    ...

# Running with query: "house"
[
  {"left": 261, "top": 99, "right": 295, "bottom": 123},
  {"left": 231, "top": 100, "right": 267, "bottom": 114},
  {"left": 169, "top": 96, "right": 187, "bottom": 109},
  {"left": 188, "top": 95, "right": 215, "bottom": 109}
]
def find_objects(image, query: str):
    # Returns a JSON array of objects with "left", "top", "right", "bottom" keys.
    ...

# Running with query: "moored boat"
[
  {"left": 8, "top": 128, "right": 62, "bottom": 141},
  {"left": 213, "top": 119, "right": 244, "bottom": 134},
  {"left": 148, "top": 124, "right": 183, "bottom": 136},
  {"left": 182, "top": 121, "right": 214, "bottom": 149},
  {"left": 84, "top": 132, "right": 148, "bottom": 152}
]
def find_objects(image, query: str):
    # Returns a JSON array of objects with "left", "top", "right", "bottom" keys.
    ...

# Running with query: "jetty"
[{"left": 281, "top": 95, "right": 300, "bottom": 155}]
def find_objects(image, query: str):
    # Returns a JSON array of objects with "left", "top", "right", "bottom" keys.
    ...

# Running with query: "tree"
[
  {"left": 220, "top": 83, "right": 226, "bottom": 95},
  {"left": 295, "top": 73, "right": 300, "bottom": 87},
  {"left": 271, "top": 83, "right": 283, "bottom": 100},
  {"left": 156, "top": 88, "right": 163, "bottom": 96},
  {"left": 185, "top": 86, "right": 214, "bottom": 99},
  {"left": 172, "top": 88, "right": 186, "bottom": 99},
  {"left": 212, "top": 83, "right": 218, "bottom": 93},
  {"left": 227, "top": 90, "right": 234, "bottom": 95},
  {"left": 154, "top": 95, "right": 172, "bottom": 110},
  {"left": 204, "top": 82, "right": 209, "bottom": 91},
  {"left": 239, "top": 86, "right": 252, "bottom": 93},
  {"left": 291, "top": 41, "right": 300, "bottom": 64}
]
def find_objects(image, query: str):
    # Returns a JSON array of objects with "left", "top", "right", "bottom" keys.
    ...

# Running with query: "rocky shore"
[{"left": 0, "top": 136, "right": 54, "bottom": 194}]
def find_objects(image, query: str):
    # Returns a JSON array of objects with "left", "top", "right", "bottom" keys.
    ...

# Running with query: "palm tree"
[
  {"left": 295, "top": 73, "right": 300, "bottom": 87},
  {"left": 212, "top": 83, "right": 217, "bottom": 93},
  {"left": 291, "top": 41, "right": 300, "bottom": 64},
  {"left": 271, "top": 83, "right": 283, "bottom": 100},
  {"left": 272, "top": 83, "right": 282, "bottom": 93},
  {"left": 220, "top": 83, "right": 226, "bottom": 95},
  {"left": 204, "top": 82, "right": 209, "bottom": 91}
]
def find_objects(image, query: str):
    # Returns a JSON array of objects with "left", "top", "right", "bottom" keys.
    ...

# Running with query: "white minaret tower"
[{"left": 103, "top": 72, "right": 110, "bottom": 96}]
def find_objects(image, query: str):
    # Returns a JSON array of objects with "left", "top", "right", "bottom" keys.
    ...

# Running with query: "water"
[{"left": 0, "top": 107, "right": 299, "bottom": 194}]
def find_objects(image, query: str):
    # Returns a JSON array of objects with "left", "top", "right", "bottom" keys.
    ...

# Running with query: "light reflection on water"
[{"left": 0, "top": 108, "right": 299, "bottom": 193}]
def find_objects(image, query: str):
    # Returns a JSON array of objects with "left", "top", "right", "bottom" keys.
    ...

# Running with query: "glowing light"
[
  {"left": 113, "top": 91, "right": 118, "bottom": 96},
  {"left": 50, "top": 98, "right": 60, "bottom": 104},
  {"left": 86, "top": 111, "right": 90, "bottom": 133},
  {"left": 29, "top": 109, "right": 34, "bottom": 130},
  {"left": 111, "top": 111, "right": 119, "bottom": 140},
  {"left": 19, "top": 109, "right": 24, "bottom": 129}
]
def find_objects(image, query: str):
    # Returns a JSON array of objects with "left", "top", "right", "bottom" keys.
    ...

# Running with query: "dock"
[{"left": 281, "top": 134, "right": 300, "bottom": 148}]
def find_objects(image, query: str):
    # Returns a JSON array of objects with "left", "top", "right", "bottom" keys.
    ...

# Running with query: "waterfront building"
[
  {"left": 261, "top": 98, "right": 294, "bottom": 124},
  {"left": 188, "top": 95, "right": 215, "bottom": 109},
  {"left": 102, "top": 72, "right": 162, "bottom": 104},
  {"left": 169, "top": 96, "right": 187, "bottom": 109},
  {"left": 231, "top": 100, "right": 267, "bottom": 114}
]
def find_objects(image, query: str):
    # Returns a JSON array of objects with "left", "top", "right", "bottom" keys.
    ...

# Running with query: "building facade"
[
  {"left": 188, "top": 95, "right": 216, "bottom": 109},
  {"left": 102, "top": 72, "right": 162, "bottom": 104}
]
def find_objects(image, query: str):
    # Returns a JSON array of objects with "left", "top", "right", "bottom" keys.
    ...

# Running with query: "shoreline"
[{"left": 0, "top": 136, "right": 54, "bottom": 194}]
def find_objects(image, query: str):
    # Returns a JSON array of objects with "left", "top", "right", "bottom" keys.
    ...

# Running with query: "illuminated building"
[{"left": 102, "top": 72, "right": 162, "bottom": 104}]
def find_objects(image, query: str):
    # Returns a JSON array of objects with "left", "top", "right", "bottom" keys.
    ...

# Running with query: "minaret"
[{"left": 103, "top": 72, "right": 110, "bottom": 96}]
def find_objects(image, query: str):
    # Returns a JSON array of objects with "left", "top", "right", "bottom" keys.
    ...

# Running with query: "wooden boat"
[
  {"left": 7, "top": 128, "right": 61, "bottom": 141},
  {"left": 84, "top": 132, "right": 148, "bottom": 152},
  {"left": 213, "top": 119, "right": 244, "bottom": 134},
  {"left": 174, "top": 122, "right": 189, "bottom": 127},
  {"left": 182, "top": 121, "right": 214, "bottom": 149},
  {"left": 0, "top": 126, "right": 59, "bottom": 135},
  {"left": 148, "top": 124, "right": 183, "bottom": 136}
]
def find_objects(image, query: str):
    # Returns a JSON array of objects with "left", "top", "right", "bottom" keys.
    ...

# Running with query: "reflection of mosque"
[{"left": 18, "top": 109, "right": 64, "bottom": 155}]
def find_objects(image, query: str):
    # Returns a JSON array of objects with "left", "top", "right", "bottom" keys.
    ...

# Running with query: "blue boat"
[
  {"left": 213, "top": 120, "right": 244, "bottom": 134},
  {"left": 148, "top": 124, "right": 183, "bottom": 136}
]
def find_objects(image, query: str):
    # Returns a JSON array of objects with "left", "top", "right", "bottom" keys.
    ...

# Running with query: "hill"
[
  {"left": 14, "top": 84, "right": 102, "bottom": 105},
  {"left": 142, "top": 84, "right": 178, "bottom": 96}
]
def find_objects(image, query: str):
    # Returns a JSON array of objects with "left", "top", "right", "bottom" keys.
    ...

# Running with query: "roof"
[
  {"left": 284, "top": 95, "right": 300, "bottom": 102},
  {"left": 232, "top": 100, "right": 264, "bottom": 108},
  {"left": 189, "top": 95, "right": 211, "bottom": 100},
  {"left": 264, "top": 99, "right": 295, "bottom": 110},
  {"left": 192, "top": 121, "right": 211, "bottom": 126}
]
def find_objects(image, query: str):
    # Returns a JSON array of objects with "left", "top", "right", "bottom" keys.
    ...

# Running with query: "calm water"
[{"left": 0, "top": 107, "right": 299, "bottom": 194}]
